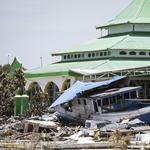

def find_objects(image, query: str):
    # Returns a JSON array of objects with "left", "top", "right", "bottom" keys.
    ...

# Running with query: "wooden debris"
[{"left": 14, "top": 133, "right": 30, "bottom": 139}]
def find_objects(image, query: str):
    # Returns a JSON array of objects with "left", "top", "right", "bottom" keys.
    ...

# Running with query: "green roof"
[
  {"left": 95, "top": 0, "right": 150, "bottom": 29},
  {"left": 51, "top": 32, "right": 150, "bottom": 56},
  {"left": 24, "top": 57, "right": 150, "bottom": 78},
  {"left": 10, "top": 56, "right": 22, "bottom": 78}
]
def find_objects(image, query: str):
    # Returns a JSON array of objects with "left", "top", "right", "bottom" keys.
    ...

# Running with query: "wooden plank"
[{"left": 14, "top": 133, "right": 30, "bottom": 139}]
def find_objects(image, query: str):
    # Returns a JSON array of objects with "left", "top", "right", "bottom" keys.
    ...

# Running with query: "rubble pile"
[{"left": 0, "top": 114, "right": 150, "bottom": 149}]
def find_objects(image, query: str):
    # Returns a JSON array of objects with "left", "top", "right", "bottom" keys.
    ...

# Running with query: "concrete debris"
[{"left": 1, "top": 114, "right": 150, "bottom": 149}]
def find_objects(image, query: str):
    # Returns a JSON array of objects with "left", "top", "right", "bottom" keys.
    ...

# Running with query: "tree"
[
  {"left": 3, "top": 64, "right": 11, "bottom": 74},
  {"left": 0, "top": 68, "right": 27, "bottom": 116},
  {"left": 0, "top": 64, "right": 11, "bottom": 75}
]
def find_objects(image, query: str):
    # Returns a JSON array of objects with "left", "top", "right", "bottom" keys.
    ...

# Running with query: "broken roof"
[
  {"left": 49, "top": 76, "right": 127, "bottom": 108},
  {"left": 89, "top": 86, "right": 142, "bottom": 99}
]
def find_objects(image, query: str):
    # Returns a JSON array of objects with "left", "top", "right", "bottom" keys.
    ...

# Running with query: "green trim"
[
  {"left": 120, "top": 100, "right": 123, "bottom": 108},
  {"left": 25, "top": 71, "right": 82, "bottom": 79}
]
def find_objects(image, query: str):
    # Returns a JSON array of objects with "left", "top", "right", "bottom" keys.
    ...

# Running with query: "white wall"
[
  {"left": 108, "top": 24, "right": 133, "bottom": 35},
  {"left": 135, "top": 24, "right": 150, "bottom": 32},
  {"left": 25, "top": 76, "right": 75, "bottom": 92}
]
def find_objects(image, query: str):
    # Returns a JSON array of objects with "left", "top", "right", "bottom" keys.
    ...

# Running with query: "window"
[
  {"left": 71, "top": 55, "right": 73, "bottom": 59},
  {"left": 63, "top": 79, "right": 70, "bottom": 91},
  {"left": 74, "top": 54, "right": 77, "bottom": 58},
  {"left": 98, "top": 100, "right": 101, "bottom": 106},
  {"left": 82, "top": 54, "right": 84, "bottom": 58},
  {"left": 96, "top": 53, "right": 99, "bottom": 57},
  {"left": 129, "top": 51, "right": 136, "bottom": 55},
  {"left": 149, "top": 52, "right": 150, "bottom": 55},
  {"left": 88, "top": 53, "right": 91, "bottom": 57},
  {"left": 64, "top": 55, "right": 66, "bottom": 59},
  {"left": 104, "top": 52, "right": 107, "bottom": 56},
  {"left": 67, "top": 55, "right": 70, "bottom": 59},
  {"left": 92, "top": 53, "right": 95, "bottom": 57},
  {"left": 78, "top": 99, "right": 81, "bottom": 104},
  {"left": 83, "top": 99, "right": 86, "bottom": 105},
  {"left": 102, "top": 98, "right": 109, "bottom": 106},
  {"left": 110, "top": 96, "right": 116, "bottom": 104},
  {"left": 100, "top": 52, "right": 103, "bottom": 56},
  {"left": 120, "top": 51, "right": 126, "bottom": 55},
  {"left": 131, "top": 91, "right": 137, "bottom": 99},
  {"left": 78, "top": 54, "right": 81, "bottom": 58},
  {"left": 108, "top": 51, "right": 111, "bottom": 55},
  {"left": 47, "top": 82, "right": 59, "bottom": 104},
  {"left": 139, "top": 52, "right": 146, "bottom": 55},
  {"left": 93, "top": 101, "right": 98, "bottom": 112},
  {"left": 124, "top": 92, "right": 130, "bottom": 99},
  {"left": 117, "top": 94, "right": 122, "bottom": 100}
]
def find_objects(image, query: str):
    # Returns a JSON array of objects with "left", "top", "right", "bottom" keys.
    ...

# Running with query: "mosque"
[{"left": 13, "top": 0, "right": 150, "bottom": 104}]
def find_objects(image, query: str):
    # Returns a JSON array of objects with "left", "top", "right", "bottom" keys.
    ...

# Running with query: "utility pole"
[
  {"left": 6, "top": 54, "right": 10, "bottom": 64},
  {"left": 40, "top": 55, "right": 43, "bottom": 66}
]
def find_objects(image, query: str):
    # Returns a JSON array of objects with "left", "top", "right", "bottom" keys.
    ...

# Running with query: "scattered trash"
[{"left": 1, "top": 113, "right": 150, "bottom": 149}]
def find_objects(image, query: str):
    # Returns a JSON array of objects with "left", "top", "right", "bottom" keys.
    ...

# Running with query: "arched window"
[
  {"left": 108, "top": 51, "right": 111, "bottom": 55},
  {"left": 30, "top": 82, "right": 42, "bottom": 100},
  {"left": 64, "top": 55, "right": 66, "bottom": 59},
  {"left": 67, "top": 55, "right": 70, "bottom": 59},
  {"left": 129, "top": 51, "right": 136, "bottom": 55},
  {"left": 63, "top": 79, "right": 70, "bottom": 91},
  {"left": 104, "top": 52, "right": 107, "bottom": 56},
  {"left": 47, "top": 82, "right": 59, "bottom": 104},
  {"left": 96, "top": 53, "right": 99, "bottom": 57},
  {"left": 88, "top": 53, "right": 91, "bottom": 57},
  {"left": 78, "top": 54, "right": 81, "bottom": 58},
  {"left": 139, "top": 52, "right": 146, "bottom": 55},
  {"left": 36, "top": 86, "right": 39, "bottom": 92},
  {"left": 74, "top": 54, "right": 77, "bottom": 58},
  {"left": 120, "top": 51, "right": 126, "bottom": 55},
  {"left": 82, "top": 54, "right": 84, "bottom": 58},
  {"left": 149, "top": 52, "right": 150, "bottom": 55},
  {"left": 92, "top": 53, "right": 95, "bottom": 57},
  {"left": 100, "top": 52, "right": 103, "bottom": 56},
  {"left": 31, "top": 87, "right": 35, "bottom": 97},
  {"left": 71, "top": 55, "right": 73, "bottom": 59}
]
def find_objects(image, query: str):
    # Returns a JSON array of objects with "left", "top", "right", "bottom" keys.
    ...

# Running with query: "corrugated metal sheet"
[
  {"left": 24, "top": 57, "right": 150, "bottom": 77},
  {"left": 51, "top": 32, "right": 150, "bottom": 56},
  {"left": 95, "top": 0, "right": 150, "bottom": 29}
]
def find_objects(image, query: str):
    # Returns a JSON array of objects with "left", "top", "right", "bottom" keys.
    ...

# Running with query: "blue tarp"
[{"left": 49, "top": 76, "right": 127, "bottom": 108}]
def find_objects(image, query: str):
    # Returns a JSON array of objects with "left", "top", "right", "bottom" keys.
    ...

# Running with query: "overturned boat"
[{"left": 50, "top": 76, "right": 150, "bottom": 124}]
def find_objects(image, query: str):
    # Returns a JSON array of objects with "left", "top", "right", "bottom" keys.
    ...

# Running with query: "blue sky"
[{"left": 0, "top": 0, "right": 132, "bottom": 69}]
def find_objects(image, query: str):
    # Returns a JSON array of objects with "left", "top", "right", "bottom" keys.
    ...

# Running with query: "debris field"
[{"left": 1, "top": 113, "right": 150, "bottom": 150}]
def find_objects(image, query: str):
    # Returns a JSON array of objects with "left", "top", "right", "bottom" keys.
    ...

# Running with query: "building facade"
[{"left": 23, "top": 0, "right": 150, "bottom": 103}]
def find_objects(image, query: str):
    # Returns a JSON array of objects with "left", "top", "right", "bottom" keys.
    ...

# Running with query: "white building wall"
[
  {"left": 135, "top": 24, "right": 150, "bottom": 32},
  {"left": 25, "top": 76, "right": 75, "bottom": 92},
  {"left": 108, "top": 24, "right": 133, "bottom": 35}
]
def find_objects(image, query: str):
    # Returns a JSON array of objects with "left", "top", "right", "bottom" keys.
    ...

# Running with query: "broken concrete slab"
[{"left": 23, "top": 120, "right": 57, "bottom": 133}]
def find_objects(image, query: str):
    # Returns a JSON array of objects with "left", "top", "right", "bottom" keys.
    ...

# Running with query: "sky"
[{"left": 0, "top": 0, "right": 133, "bottom": 70}]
